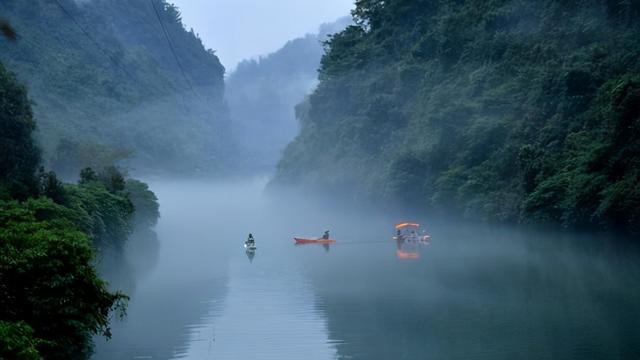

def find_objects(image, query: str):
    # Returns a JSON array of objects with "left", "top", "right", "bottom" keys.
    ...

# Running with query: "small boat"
[
  {"left": 244, "top": 233, "right": 257, "bottom": 251},
  {"left": 393, "top": 222, "right": 430, "bottom": 242},
  {"left": 244, "top": 239, "right": 256, "bottom": 251},
  {"left": 294, "top": 237, "right": 336, "bottom": 245}
]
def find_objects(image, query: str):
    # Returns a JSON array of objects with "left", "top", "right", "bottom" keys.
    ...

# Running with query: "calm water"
[{"left": 92, "top": 179, "right": 640, "bottom": 360}]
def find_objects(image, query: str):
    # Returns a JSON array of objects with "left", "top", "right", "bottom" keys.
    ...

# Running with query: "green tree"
[
  {"left": 125, "top": 179, "right": 160, "bottom": 229},
  {"left": 37, "top": 169, "right": 67, "bottom": 205},
  {"left": 0, "top": 198, "right": 127, "bottom": 360},
  {"left": 65, "top": 181, "right": 134, "bottom": 248},
  {"left": 98, "top": 166, "right": 126, "bottom": 194},
  {"left": 0, "top": 63, "right": 40, "bottom": 200},
  {"left": 274, "top": 0, "right": 640, "bottom": 235},
  {"left": 0, "top": 321, "right": 42, "bottom": 360},
  {"left": 79, "top": 167, "right": 98, "bottom": 185}
]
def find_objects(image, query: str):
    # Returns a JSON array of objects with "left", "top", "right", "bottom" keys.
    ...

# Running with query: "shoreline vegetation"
[
  {"left": 0, "top": 0, "right": 231, "bottom": 177},
  {"left": 1, "top": 62, "right": 159, "bottom": 360},
  {"left": 273, "top": 0, "right": 640, "bottom": 235},
  {"left": 1, "top": 0, "right": 639, "bottom": 359}
]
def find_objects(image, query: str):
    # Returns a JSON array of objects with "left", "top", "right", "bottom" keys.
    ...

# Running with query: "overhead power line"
[
  {"left": 50, "top": 0, "right": 137, "bottom": 83},
  {"left": 148, "top": 0, "right": 198, "bottom": 97}
]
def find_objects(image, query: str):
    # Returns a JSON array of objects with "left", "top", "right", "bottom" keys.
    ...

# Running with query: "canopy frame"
[{"left": 395, "top": 222, "right": 420, "bottom": 230}]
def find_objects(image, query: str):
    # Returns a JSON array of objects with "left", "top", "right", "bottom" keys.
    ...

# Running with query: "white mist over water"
[{"left": 93, "top": 179, "right": 640, "bottom": 360}]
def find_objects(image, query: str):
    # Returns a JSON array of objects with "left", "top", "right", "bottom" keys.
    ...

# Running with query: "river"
[{"left": 92, "top": 179, "right": 640, "bottom": 360}]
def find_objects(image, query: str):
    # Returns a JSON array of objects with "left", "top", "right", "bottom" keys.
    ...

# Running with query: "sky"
[{"left": 170, "top": 0, "right": 354, "bottom": 73}]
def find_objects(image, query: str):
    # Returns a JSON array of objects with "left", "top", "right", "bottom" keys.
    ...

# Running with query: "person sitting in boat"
[
  {"left": 247, "top": 233, "right": 255, "bottom": 245},
  {"left": 322, "top": 230, "right": 330, "bottom": 240}
]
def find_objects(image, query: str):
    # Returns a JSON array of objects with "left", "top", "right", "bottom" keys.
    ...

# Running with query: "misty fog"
[
  {"left": 92, "top": 180, "right": 640, "bottom": 360},
  {"left": 2, "top": 1, "right": 639, "bottom": 360},
  {"left": 225, "top": 18, "right": 351, "bottom": 172}
]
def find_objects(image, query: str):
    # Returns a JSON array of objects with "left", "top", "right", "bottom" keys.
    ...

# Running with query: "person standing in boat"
[{"left": 322, "top": 230, "right": 330, "bottom": 240}]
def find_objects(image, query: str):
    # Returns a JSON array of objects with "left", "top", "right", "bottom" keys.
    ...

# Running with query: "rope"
[{"left": 332, "top": 240, "right": 394, "bottom": 245}]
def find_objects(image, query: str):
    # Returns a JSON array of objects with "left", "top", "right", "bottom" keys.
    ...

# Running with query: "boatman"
[
  {"left": 322, "top": 230, "right": 330, "bottom": 240},
  {"left": 247, "top": 233, "right": 255, "bottom": 245}
]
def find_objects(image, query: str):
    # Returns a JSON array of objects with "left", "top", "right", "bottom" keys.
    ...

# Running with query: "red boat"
[{"left": 294, "top": 237, "right": 336, "bottom": 244}]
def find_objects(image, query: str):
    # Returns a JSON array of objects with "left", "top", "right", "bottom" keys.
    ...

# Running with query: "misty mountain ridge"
[
  {"left": 0, "top": 0, "right": 230, "bottom": 178},
  {"left": 274, "top": 0, "right": 640, "bottom": 234},
  {"left": 226, "top": 16, "right": 352, "bottom": 172}
]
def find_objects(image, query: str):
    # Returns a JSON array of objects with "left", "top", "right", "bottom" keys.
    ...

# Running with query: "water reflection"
[
  {"left": 92, "top": 180, "right": 640, "bottom": 360},
  {"left": 92, "top": 181, "right": 235, "bottom": 360},
  {"left": 176, "top": 253, "right": 338, "bottom": 360},
  {"left": 295, "top": 242, "right": 332, "bottom": 252},
  {"left": 303, "top": 223, "right": 640, "bottom": 360},
  {"left": 246, "top": 249, "right": 256, "bottom": 263}
]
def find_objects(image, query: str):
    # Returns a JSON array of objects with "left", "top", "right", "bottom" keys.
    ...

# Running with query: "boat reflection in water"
[
  {"left": 393, "top": 222, "right": 430, "bottom": 260},
  {"left": 294, "top": 235, "right": 336, "bottom": 253},
  {"left": 245, "top": 249, "right": 256, "bottom": 262}
]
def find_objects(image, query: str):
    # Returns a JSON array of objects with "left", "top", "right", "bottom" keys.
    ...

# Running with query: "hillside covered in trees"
[
  {"left": 0, "top": 0, "right": 229, "bottom": 177},
  {"left": 226, "top": 18, "right": 350, "bottom": 171},
  {"left": 274, "top": 0, "right": 640, "bottom": 234},
  {"left": 0, "top": 59, "right": 159, "bottom": 359}
]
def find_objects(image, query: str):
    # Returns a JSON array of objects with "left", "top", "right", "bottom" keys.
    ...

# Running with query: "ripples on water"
[
  {"left": 92, "top": 180, "right": 640, "bottom": 360},
  {"left": 175, "top": 255, "right": 339, "bottom": 360}
]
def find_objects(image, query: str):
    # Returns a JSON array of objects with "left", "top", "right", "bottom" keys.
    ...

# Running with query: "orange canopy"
[{"left": 395, "top": 222, "right": 420, "bottom": 229}]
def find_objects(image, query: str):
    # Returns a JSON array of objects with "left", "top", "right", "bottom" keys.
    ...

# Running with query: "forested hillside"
[
  {"left": 226, "top": 18, "right": 350, "bottom": 171},
  {"left": 0, "top": 0, "right": 229, "bottom": 177},
  {"left": 0, "top": 60, "right": 160, "bottom": 359},
  {"left": 274, "top": 0, "right": 640, "bottom": 234}
]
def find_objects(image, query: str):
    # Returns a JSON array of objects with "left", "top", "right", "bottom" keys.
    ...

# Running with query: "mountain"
[
  {"left": 273, "top": 0, "right": 640, "bottom": 234},
  {"left": 0, "top": 0, "right": 230, "bottom": 177},
  {"left": 226, "top": 17, "right": 351, "bottom": 171}
]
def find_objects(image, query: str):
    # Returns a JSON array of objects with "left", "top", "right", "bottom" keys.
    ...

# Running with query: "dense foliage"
[
  {"left": 275, "top": 0, "right": 640, "bottom": 234},
  {"left": 0, "top": 198, "right": 128, "bottom": 360},
  {"left": 65, "top": 176, "right": 134, "bottom": 249},
  {"left": 0, "top": 321, "right": 41, "bottom": 360},
  {"left": 0, "top": 0, "right": 230, "bottom": 176},
  {"left": 0, "top": 63, "right": 39, "bottom": 200},
  {"left": 125, "top": 178, "right": 160, "bottom": 229},
  {"left": 0, "top": 60, "right": 160, "bottom": 358}
]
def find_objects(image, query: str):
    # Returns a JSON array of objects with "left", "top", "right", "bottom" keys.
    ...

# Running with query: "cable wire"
[
  {"left": 148, "top": 0, "right": 198, "bottom": 97},
  {"left": 51, "top": 0, "right": 137, "bottom": 83}
]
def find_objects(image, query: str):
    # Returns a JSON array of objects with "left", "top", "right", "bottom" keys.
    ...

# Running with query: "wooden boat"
[{"left": 294, "top": 237, "right": 336, "bottom": 244}]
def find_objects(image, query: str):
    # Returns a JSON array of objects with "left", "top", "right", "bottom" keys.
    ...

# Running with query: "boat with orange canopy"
[
  {"left": 393, "top": 222, "right": 430, "bottom": 260},
  {"left": 392, "top": 222, "right": 430, "bottom": 242}
]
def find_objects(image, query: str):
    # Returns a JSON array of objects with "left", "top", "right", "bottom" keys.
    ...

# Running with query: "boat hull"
[
  {"left": 294, "top": 237, "right": 336, "bottom": 244},
  {"left": 393, "top": 235, "right": 431, "bottom": 242}
]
